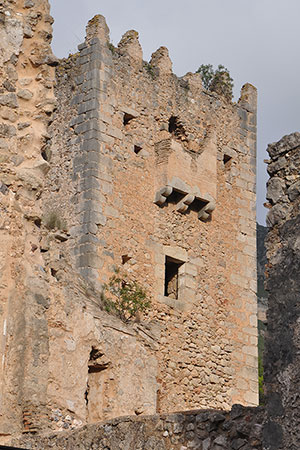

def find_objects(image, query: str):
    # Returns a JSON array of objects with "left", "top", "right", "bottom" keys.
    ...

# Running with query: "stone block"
[
  {"left": 79, "top": 242, "right": 97, "bottom": 255},
  {"left": 70, "top": 94, "right": 84, "bottom": 106},
  {"left": 185, "top": 276, "right": 197, "bottom": 290},
  {"left": 90, "top": 51, "right": 104, "bottom": 62},
  {"left": 78, "top": 99, "right": 100, "bottom": 115},
  {"left": 249, "top": 314, "right": 257, "bottom": 327},
  {"left": 246, "top": 354, "right": 258, "bottom": 368},
  {"left": 80, "top": 139, "right": 101, "bottom": 153},
  {"left": 79, "top": 266, "right": 98, "bottom": 280},
  {"left": 242, "top": 345, "right": 257, "bottom": 357},
  {"left": 154, "top": 265, "right": 164, "bottom": 280},
  {"left": 98, "top": 112, "right": 112, "bottom": 125},
  {"left": 185, "top": 263, "right": 197, "bottom": 276},
  {"left": 84, "top": 130, "right": 102, "bottom": 141},
  {"left": 244, "top": 390, "right": 258, "bottom": 405},
  {"left": 101, "top": 134, "right": 114, "bottom": 145},
  {"left": 79, "top": 47, "right": 92, "bottom": 57},
  {"left": 75, "top": 119, "right": 101, "bottom": 135},
  {"left": 106, "top": 125, "right": 123, "bottom": 140},
  {"left": 154, "top": 252, "right": 165, "bottom": 264},
  {"left": 78, "top": 253, "right": 103, "bottom": 269},
  {"left": 78, "top": 42, "right": 87, "bottom": 51},
  {"left": 78, "top": 233, "right": 101, "bottom": 245},
  {"left": 82, "top": 189, "right": 104, "bottom": 202},
  {"left": 0, "top": 93, "right": 18, "bottom": 108},
  {"left": 90, "top": 37, "right": 100, "bottom": 46},
  {"left": 80, "top": 210, "right": 107, "bottom": 226},
  {"left": 104, "top": 206, "right": 119, "bottom": 218},
  {"left": 81, "top": 168, "right": 100, "bottom": 179},
  {"left": 75, "top": 74, "right": 84, "bottom": 85},
  {"left": 163, "top": 246, "right": 187, "bottom": 262}
]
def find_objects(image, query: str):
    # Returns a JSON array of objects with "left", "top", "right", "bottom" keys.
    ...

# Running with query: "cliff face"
[
  {"left": 0, "top": 0, "right": 56, "bottom": 439},
  {"left": 263, "top": 133, "right": 300, "bottom": 449},
  {"left": 257, "top": 223, "right": 267, "bottom": 324}
]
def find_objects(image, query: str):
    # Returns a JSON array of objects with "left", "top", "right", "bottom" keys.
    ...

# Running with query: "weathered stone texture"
[
  {"left": 1, "top": 5, "right": 258, "bottom": 444},
  {"left": 37, "top": 13, "right": 258, "bottom": 421},
  {"left": 263, "top": 132, "right": 300, "bottom": 449},
  {"left": 0, "top": 0, "right": 57, "bottom": 441},
  {"left": 14, "top": 405, "right": 263, "bottom": 450}
]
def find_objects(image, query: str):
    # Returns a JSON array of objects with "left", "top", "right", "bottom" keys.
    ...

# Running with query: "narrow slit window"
[
  {"left": 164, "top": 256, "right": 184, "bottom": 299},
  {"left": 223, "top": 154, "right": 232, "bottom": 167},
  {"left": 123, "top": 113, "right": 134, "bottom": 126}
]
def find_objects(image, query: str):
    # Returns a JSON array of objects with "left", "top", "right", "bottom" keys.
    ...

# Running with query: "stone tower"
[{"left": 0, "top": 4, "right": 258, "bottom": 442}]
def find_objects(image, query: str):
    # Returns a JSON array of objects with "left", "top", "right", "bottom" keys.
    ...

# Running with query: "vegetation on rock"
[
  {"left": 196, "top": 64, "right": 234, "bottom": 101},
  {"left": 101, "top": 270, "right": 151, "bottom": 323}
]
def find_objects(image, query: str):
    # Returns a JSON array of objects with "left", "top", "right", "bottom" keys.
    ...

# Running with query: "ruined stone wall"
[
  {"left": 0, "top": 4, "right": 258, "bottom": 442},
  {"left": 263, "top": 132, "right": 300, "bottom": 449},
  {"left": 0, "top": 0, "right": 56, "bottom": 440},
  {"left": 39, "top": 13, "right": 258, "bottom": 422},
  {"left": 14, "top": 405, "right": 263, "bottom": 450}
]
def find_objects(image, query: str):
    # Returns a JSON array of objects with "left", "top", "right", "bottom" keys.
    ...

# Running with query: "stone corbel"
[
  {"left": 154, "top": 185, "right": 173, "bottom": 206},
  {"left": 176, "top": 194, "right": 195, "bottom": 213},
  {"left": 198, "top": 195, "right": 216, "bottom": 221}
]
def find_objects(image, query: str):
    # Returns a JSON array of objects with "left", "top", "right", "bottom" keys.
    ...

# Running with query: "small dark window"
[
  {"left": 168, "top": 116, "right": 186, "bottom": 138},
  {"left": 164, "top": 256, "right": 184, "bottom": 299},
  {"left": 123, "top": 113, "right": 134, "bottom": 126},
  {"left": 134, "top": 145, "right": 142, "bottom": 155},
  {"left": 122, "top": 254, "right": 131, "bottom": 264},
  {"left": 223, "top": 154, "right": 232, "bottom": 166},
  {"left": 168, "top": 116, "right": 178, "bottom": 133}
]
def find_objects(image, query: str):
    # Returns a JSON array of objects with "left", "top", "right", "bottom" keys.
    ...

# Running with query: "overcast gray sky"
[{"left": 50, "top": 0, "right": 300, "bottom": 225}]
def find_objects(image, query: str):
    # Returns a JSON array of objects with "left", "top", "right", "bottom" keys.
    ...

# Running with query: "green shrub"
[
  {"left": 144, "top": 62, "right": 156, "bottom": 80},
  {"left": 107, "top": 42, "right": 116, "bottom": 54},
  {"left": 196, "top": 64, "right": 234, "bottom": 101},
  {"left": 101, "top": 271, "right": 150, "bottom": 323}
]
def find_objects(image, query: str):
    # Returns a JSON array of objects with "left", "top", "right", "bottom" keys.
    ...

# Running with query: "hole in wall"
[
  {"left": 223, "top": 154, "right": 232, "bottom": 167},
  {"left": 122, "top": 255, "right": 132, "bottom": 264},
  {"left": 84, "top": 385, "right": 89, "bottom": 406},
  {"left": 34, "top": 218, "right": 41, "bottom": 228},
  {"left": 41, "top": 147, "right": 51, "bottom": 162},
  {"left": 41, "top": 150, "right": 48, "bottom": 161},
  {"left": 123, "top": 113, "right": 134, "bottom": 126},
  {"left": 88, "top": 346, "right": 109, "bottom": 373},
  {"left": 134, "top": 145, "right": 142, "bottom": 155},
  {"left": 86, "top": 346, "right": 111, "bottom": 424},
  {"left": 168, "top": 116, "right": 186, "bottom": 138},
  {"left": 164, "top": 256, "right": 184, "bottom": 299},
  {"left": 50, "top": 268, "right": 57, "bottom": 278}
]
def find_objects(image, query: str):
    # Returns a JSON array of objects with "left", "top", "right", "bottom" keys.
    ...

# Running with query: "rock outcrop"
[{"left": 263, "top": 132, "right": 300, "bottom": 449}]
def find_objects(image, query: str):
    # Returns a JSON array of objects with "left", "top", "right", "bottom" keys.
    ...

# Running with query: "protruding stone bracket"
[
  {"left": 154, "top": 181, "right": 216, "bottom": 220},
  {"left": 198, "top": 195, "right": 216, "bottom": 221},
  {"left": 154, "top": 185, "right": 173, "bottom": 206},
  {"left": 176, "top": 194, "right": 195, "bottom": 213}
]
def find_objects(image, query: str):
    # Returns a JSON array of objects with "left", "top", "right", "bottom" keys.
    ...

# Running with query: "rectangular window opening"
[{"left": 164, "top": 256, "right": 184, "bottom": 299}]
